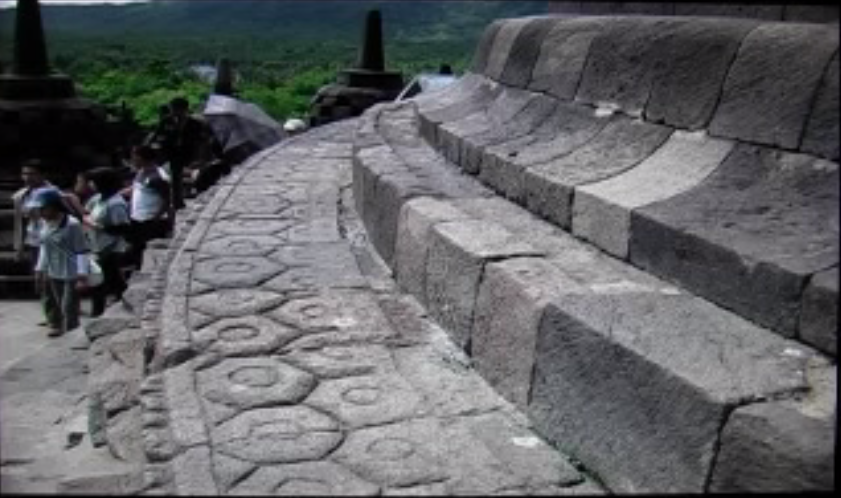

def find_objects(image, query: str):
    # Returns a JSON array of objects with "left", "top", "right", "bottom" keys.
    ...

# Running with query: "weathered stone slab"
[
  {"left": 528, "top": 17, "right": 606, "bottom": 100},
  {"left": 391, "top": 344, "right": 505, "bottom": 418},
  {"left": 498, "top": 17, "right": 558, "bottom": 88},
  {"left": 212, "top": 406, "right": 342, "bottom": 464},
  {"left": 709, "top": 23, "right": 839, "bottom": 149},
  {"left": 472, "top": 258, "right": 581, "bottom": 410},
  {"left": 644, "top": 18, "right": 757, "bottom": 130},
  {"left": 264, "top": 242, "right": 366, "bottom": 291},
  {"left": 281, "top": 344, "right": 395, "bottom": 379},
  {"left": 480, "top": 102, "right": 610, "bottom": 204},
  {"left": 484, "top": 18, "right": 533, "bottom": 81},
  {"left": 575, "top": 17, "right": 689, "bottom": 117},
  {"left": 459, "top": 94, "right": 558, "bottom": 175},
  {"left": 163, "top": 362, "right": 209, "bottom": 449},
  {"left": 199, "top": 234, "right": 285, "bottom": 257},
  {"left": 197, "top": 357, "right": 316, "bottom": 410},
  {"left": 305, "top": 373, "right": 424, "bottom": 428},
  {"left": 630, "top": 144, "right": 839, "bottom": 337},
  {"left": 801, "top": 52, "right": 839, "bottom": 160},
  {"left": 798, "top": 267, "right": 838, "bottom": 356},
  {"left": 524, "top": 116, "right": 671, "bottom": 228},
  {"left": 189, "top": 288, "right": 286, "bottom": 319},
  {"left": 469, "top": 20, "right": 504, "bottom": 75},
  {"left": 438, "top": 86, "right": 536, "bottom": 168},
  {"left": 572, "top": 131, "right": 734, "bottom": 258},
  {"left": 192, "top": 256, "right": 287, "bottom": 289},
  {"left": 394, "top": 198, "right": 471, "bottom": 304},
  {"left": 426, "top": 219, "right": 542, "bottom": 350},
  {"left": 230, "top": 461, "right": 380, "bottom": 495},
  {"left": 171, "top": 446, "right": 218, "bottom": 495},
  {"left": 106, "top": 405, "right": 143, "bottom": 462},
  {"left": 85, "top": 305, "right": 140, "bottom": 341},
  {"left": 418, "top": 77, "right": 501, "bottom": 145},
  {"left": 709, "top": 362, "right": 836, "bottom": 492},
  {"left": 529, "top": 292, "right": 820, "bottom": 493}
]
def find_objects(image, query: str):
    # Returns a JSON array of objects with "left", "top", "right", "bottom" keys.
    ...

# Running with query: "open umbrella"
[{"left": 202, "top": 94, "right": 286, "bottom": 156}]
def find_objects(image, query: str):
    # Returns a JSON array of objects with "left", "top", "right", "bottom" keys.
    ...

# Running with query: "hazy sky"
[{"left": 0, "top": 0, "right": 150, "bottom": 9}]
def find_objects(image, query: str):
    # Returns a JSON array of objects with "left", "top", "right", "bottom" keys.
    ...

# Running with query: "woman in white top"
[{"left": 84, "top": 167, "right": 131, "bottom": 317}]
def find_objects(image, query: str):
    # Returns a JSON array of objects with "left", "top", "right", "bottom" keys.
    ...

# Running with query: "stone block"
[
  {"left": 425, "top": 219, "right": 542, "bottom": 350},
  {"left": 484, "top": 18, "right": 532, "bottom": 81},
  {"left": 644, "top": 18, "right": 757, "bottom": 130},
  {"left": 499, "top": 17, "right": 558, "bottom": 88},
  {"left": 528, "top": 17, "right": 607, "bottom": 100},
  {"left": 106, "top": 405, "right": 143, "bottom": 462},
  {"left": 469, "top": 21, "right": 505, "bottom": 74},
  {"left": 528, "top": 291, "right": 821, "bottom": 493},
  {"left": 394, "top": 197, "right": 470, "bottom": 305},
  {"left": 472, "top": 257, "right": 583, "bottom": 410},
  {"left": 799, "top": 267, "right": 838, "bottom": 357},
  {"left": 709, "top": 363, "right": 836, "bottom": 492},
  {"left": 575, "top": 17, "right": 689, "bottom": 117},
  {"left": 460, "top": 94, "right": 557, "bottom": 176},
  {"left": 709, "top": 23, "right": 839, "bottom": 149},
  {"left": 801, "top": 52, "right": 839, "bottom": 160},
  {"left": 572, "top": 131, "right": 733, "bottom": 258},
  {"left": 85, "top": 305, "right": 140, "bottom": 341},
  {"left": 673, "top": 2, "right": 784, "bottom": 20},
  {"left": 524, "top": 116, "right": 671, "bottom": 228},
  {"left": 630, "top": 144, "right": 839, "bottom": 337},
  {"left": 480, "top": 101, "right": 608, "bottom": 204},
  {"left": 171, "top": 446, "right": 219, "bottom": 495}
]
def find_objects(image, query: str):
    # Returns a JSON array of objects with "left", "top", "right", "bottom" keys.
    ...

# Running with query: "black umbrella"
[{"left": 202, "top": 94, "right": 286, "bottom": 156}]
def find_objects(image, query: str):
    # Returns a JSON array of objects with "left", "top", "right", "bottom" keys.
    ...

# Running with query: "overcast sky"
[{"left": 0, "top": 0, "right": 150, "bottom": 9}]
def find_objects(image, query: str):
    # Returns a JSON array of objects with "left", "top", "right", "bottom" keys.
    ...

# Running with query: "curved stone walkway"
[{"left": 140, "top": 120, "right": 606, "bottom": 495}]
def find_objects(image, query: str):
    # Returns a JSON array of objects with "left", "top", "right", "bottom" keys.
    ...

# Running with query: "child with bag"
[
  {"left": 28, "top": 187, "right": 91, "bottom": 337},
  {"left": 84, "top": 167, "right": 131, "bottom": 317}
]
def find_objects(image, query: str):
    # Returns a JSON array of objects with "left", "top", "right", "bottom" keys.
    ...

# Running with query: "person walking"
[
  {"left": 84, "top": 167, "right": 131, "bottom": 317},
  {"left": 28, "top": 187, "right": 90, "bottom": 337}
]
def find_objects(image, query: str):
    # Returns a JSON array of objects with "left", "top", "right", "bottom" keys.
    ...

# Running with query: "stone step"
[
  {"left": 415, "top": 76, "right": 838, "bottom": 357},
  {"left": 354, "top": 100, "right": 836, "bottom": 493}
]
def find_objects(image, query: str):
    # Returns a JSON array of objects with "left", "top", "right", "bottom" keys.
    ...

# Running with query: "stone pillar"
[
  {"left": 13, "top": 0, "right": 49, "bottom": 76},
  {"left": 213, "top": 57, "right": 235, "bottom": 96},
  {"left": 309, "top": 9, "right": 404, "bottom": 127}
]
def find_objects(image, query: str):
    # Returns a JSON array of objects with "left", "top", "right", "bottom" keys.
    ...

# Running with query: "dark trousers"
[
  {"left": 42, "top": 278, "right": 80, "bottom": 334},
  {"left": 170, "top": 159, "right": 186, "bottom": 210},
  {"left": 126, "top": 218, "right": 171, "bottom": 269},
  {"left": 91, "top": 251, "right": 128, "bottom": 317}
]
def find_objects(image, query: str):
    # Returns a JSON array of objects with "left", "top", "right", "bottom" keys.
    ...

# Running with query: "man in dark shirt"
[{"left": 152, "top": 97, "right": 203, "bottom": 210}]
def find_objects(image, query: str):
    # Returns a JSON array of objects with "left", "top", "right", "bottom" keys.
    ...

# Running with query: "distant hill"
[{"left": 0, "top": 1, "right": 548, "bottom": 49}]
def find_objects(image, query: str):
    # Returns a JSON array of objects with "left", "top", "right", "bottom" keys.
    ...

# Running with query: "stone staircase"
[{"left": 349, "top": 14, "right": 837, "bottom": 493}]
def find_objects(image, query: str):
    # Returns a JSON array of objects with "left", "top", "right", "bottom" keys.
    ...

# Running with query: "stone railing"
[{"left": 350, "top": 14, "right": 837, "bottom": 493}]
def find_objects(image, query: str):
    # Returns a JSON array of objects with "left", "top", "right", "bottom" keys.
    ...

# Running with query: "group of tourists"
[{"left": 11, "top": 97, "right": 205, "bottom": 337}]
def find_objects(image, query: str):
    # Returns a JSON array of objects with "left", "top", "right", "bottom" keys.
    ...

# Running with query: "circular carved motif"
[
  {"left": 229, "top": 366, "right": 279, "bottom": 388},
  {"left": 341, "top": 386, "right": 381, "bottom": 405},
  {"left": 366, "top": 437, "right": 416, "bottom": 460},
  {"left": 218, "top": 326, "right": 261, "bottom": 342}
]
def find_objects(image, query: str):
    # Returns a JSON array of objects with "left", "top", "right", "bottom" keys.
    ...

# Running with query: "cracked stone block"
[
  {"left": 305, "top": 373, "right": 425, "bottom": 429},
  {"left": 709, "top": 363, "right": 836, "bottom": 492},
  {"left": 213, "top": 452, "right": 257, "bottom": 493},
  {"left": 798, "top": 267, "right": 838, "bottom": 357},
  {"left": 394, "top": 198, "right": 471, "bottom": 306},
  {"left": 267, "top": 290, "right": 393, "bottom": 341},
  {"left": 230, "top": 461, "right": 380, "bottom": 496},
  {"left": 425, "top": 219, "right": 541, "bottom": 350},
  {"left": 197, "top": 357, "right": 317, "bottom": 410},
  {"left": 528, "top": 292, "right": 822, "bottom": 493},
  {"left": 528, "top": 17, "right": 606, "bottom": 100},
  {"left": 264, "top": 243, "right": 366, "bottom": 291},
  {"left": 192, "top": 315, "right": 302, "bottom": 357},
  {"left": 192, "top": 256, "right": 287, "bottom": 289},
  {"left": 106, "top": 406, "right": 143, "bottom": 462},
  {"left": 801, "top": 52, "right": 838, "bottom": 160},
  {"left": 212, "top": 406, "right": 343, "bottom": 464},
  {"left": 171, "top": 446, "right": 219, "bottom": 495},
  {"left": 484, "top": 18, "right": 532, "bottom": 80}
]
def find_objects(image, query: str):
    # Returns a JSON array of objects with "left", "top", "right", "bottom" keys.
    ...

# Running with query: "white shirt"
[
  {"left": 131, "top": 168, "right": 169, "bottom": 222},
  {"left": 35, "top": 214, "right": 90, "bottom": 280}
]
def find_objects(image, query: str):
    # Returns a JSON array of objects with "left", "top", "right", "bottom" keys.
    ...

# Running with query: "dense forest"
[{"left": 0, "top": 0, "right": 547, "bottom": 127}]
